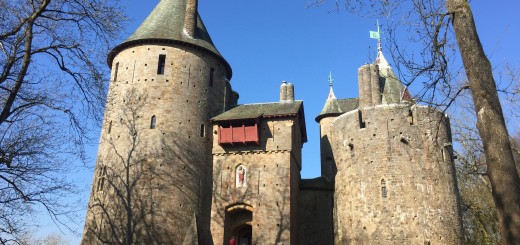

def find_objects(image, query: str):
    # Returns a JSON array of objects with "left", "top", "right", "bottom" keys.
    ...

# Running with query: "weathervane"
[
  {"left": 328, "top": 72, "right": 334, "bottom": 87},
  {"left": 369, "top": 20, "right": 382, "bottom": 51}
]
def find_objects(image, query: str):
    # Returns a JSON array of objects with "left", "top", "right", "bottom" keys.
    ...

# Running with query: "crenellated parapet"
[{"left": 330, "top": 104, "right": 462, "bottom": 244}]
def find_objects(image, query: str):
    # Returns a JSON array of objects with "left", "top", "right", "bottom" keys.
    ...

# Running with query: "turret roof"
[
  {"left": 375, "top": 51, "right": 406, "bottom": 104},
  {"left": 315, "top": 97, "right": 359, "bottom": 122},
  {"left": 107, "top": 0, "right": 231, "bottom": 78}
]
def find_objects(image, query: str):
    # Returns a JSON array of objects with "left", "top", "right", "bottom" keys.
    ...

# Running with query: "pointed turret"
[
  {"left": 315, "top": 79, "right": 341, "bottom": 122},
  {"left": 374, "top": 42, "right": 407, "bottom": 104},
  {"left": 316, "top": 73, "right": 358, "bottom": 181},
  {"left": 108, "top": 0, "right": 231, "bottom": 78},
  {"left": 316, "top": 73, "right": 359, "bottom": 122}
]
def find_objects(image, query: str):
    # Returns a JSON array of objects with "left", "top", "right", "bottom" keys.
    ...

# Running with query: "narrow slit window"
[
  {"left": 200, "top": 124, "right": 205, "bottom": 137},
  {"left": 157, "top": 55, "right": 166, "bottom": 75},
  {"left": 209, "top": 68, "right": 215, "bottom": 87},
  {"left": 108, "top": 121, "right": 112, "bottom": 134},
  {"left": 408, "top": 110, "right": 414, "bottom": 125},
  {"left": 150, "top": 115, "right": 156, "bottom": 129},
  {"left": 358, "top": 110, "right": 366, "bottom": 128},
  {"left": 114, "top": 62, "right": 119, "bottom": 82}
]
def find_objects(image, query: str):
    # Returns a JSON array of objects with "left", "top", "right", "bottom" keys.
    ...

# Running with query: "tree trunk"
[{"left": 446, "top": 0, "right": 520, "bottom": 244}]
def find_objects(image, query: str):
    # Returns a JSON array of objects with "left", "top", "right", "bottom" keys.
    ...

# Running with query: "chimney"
[
  {"left": 280, "top": 81, "right": 295, "bottom": 103},
  {"left": 286, "top": 83, "right": 295, "bottom": 102},
  {"left": 280, "top": 81, "right": 288, "bottom": 102},
  {"left": 184, "top": 0, "right": 198, "bottom": 37},
  {"left": 358, "top": 65, "right": 372, "bottom": 109},
  {"left": 357, "top": 64, "right": 381, "bottom": 109},
  {"left": 370, "top": 64, "right": 382, "bottom": 105}
]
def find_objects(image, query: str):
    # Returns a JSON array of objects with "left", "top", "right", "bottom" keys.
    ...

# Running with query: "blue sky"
[{"left": 38, "top": 0, "right": 519, "bottom": 242}]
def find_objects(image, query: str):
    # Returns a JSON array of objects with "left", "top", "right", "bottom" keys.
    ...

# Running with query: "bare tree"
[
  {"left": 309, "top": 0, "right": 520, "bottom": 243},
  {"left": 0, "top": 0, "right": 126, "bottom": 243},
  {"left": 447, "top": 3, "right": 520, "bottom": 242},
  {"left": 451, "top": 93, "right": 500, "bottom": 244},
  {"left": 453, "top": 106, "right": 519, "bottom": 244}
]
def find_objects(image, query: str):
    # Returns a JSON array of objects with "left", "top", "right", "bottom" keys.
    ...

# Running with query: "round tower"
[
  {"left": 331, "top": 51, "right": 463, "bottom": 244},
  {"left": 82, "top": 0, "right": 233, "bottom": 244}
]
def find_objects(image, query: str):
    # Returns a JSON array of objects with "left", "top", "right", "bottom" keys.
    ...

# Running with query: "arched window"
[
  {"left": 97, "top": 166, "right": 107, "bottom": 192},
  {"left": 381, "top": 179, "right": 388, "bottom": 198},
  {"left": 200, "top": 124, "right": 205, "bottom": 137},
  {"left": 150, "top": 115, "right": 156, "bottom": 129}
]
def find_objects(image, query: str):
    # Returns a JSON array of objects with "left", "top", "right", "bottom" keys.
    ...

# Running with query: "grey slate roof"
[
  {"left": 375, "top": 50, "right": 406, "bottom": 104},
  {"left": 315, "top": 98, "right": 359, "bottom": 122},
  {"left": 380, "top": 67, "right": 405, "bottom": 104},
  {"left": 107, "top": 0, "right": 231, "bottom": 78},
  {"left": 211, "top": 101, "right": 304, "bottom": 122}
]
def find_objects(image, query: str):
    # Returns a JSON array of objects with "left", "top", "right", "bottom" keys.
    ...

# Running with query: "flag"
[{"left": 370, "top": 31, "right": 380, "bottom": 39}]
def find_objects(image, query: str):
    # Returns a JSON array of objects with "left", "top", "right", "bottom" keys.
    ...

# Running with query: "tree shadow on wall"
[
  {"left": 82, "top": 89, "right": 210, "bottom": 245},
  {"left": 210, "top": 160, "right": 292, "bottom": 245}
]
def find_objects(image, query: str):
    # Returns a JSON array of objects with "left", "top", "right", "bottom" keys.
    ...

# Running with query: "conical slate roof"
[
  {"left": 375, "top": 51, "right": 405, "bottom": 104},
  {"left": 108, "top": 0, "right": 231, "bottom": 78},
  {"left": 315, "top": 86, "right": 358, "bottom": 122}
]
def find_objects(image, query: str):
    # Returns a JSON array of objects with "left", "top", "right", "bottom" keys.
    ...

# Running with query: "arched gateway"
[{"left": 225, "top": 205, "right": 252, "bottom": 245}]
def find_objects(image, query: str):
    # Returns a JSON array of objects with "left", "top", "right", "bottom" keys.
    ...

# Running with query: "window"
[
  {"left": 107, "top": 121, "right": 112, "bottom": 134},
  {"left": 97, "top": 166, "right": 107, "bottom": 192},
  {"left": 358, "top": 110, "right": 366, "bottom": 128},
  {"left": 408, "top": 110, "right": 414, "bottom": 125},
  {"left": 157, "top": 55, "right": 166, "bottom": 75},
  {"left": 114, "top": 62, "right": 119, "bottom": 82},
  {"left": 381, "top": 179, "right": 387, "bottom": 198},
  {"left": 209, "top": 68, "right": 214, "bottom": 87},
  {"left": 150, "top": 115, "right": 156, "bottom": 129},
  {"left": 218, "top": 120, "right": 260, "bottom": 145},
  {"left": 200, "top": 124, "right": 205, "bottom": 137}
]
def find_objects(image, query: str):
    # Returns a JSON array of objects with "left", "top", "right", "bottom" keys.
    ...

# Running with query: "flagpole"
[{"left": 377, "top": 20, "right": 382, "bottom": 51}]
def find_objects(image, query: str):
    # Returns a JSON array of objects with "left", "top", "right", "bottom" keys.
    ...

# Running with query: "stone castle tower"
[
  {"left": 81, "top": 0, "right": 236, "bottom": 243},
  {"left": 82, "top": 1, "right": 463, "bottom": 244},
  {"left": 316, "top": 50, "right": 464, "bottom": 244}
]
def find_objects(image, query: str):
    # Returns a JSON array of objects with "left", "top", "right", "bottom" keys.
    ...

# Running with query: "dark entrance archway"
[
  {"left": 224, "top": 204, "right": 253, "bottom": 245},
  {"left": 233, "top": 224, "right": 252, "bottom": 245}
]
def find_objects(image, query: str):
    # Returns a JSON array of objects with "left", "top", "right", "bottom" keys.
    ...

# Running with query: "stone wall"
[
  {"left": 82, "top": 43, "right": 231, "bottom": 244},
  {"left": 331, "top": 104, "right": 463, "bottom": 244},
  {"left": 319, "top": 116, "right": 337, "bottom": 182},
  {"left": 298, "top": 178, "right": 334, "bottom": 245}
]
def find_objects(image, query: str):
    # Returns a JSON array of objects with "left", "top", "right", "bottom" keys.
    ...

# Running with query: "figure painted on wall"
[{"left": 236, "top": 165, "right": 246, "bottom": 188}]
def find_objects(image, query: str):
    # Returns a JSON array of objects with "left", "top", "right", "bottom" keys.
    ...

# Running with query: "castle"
[{"left": 81, "top": 0, "right": 464, "bottom": 244}]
